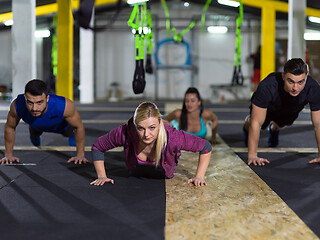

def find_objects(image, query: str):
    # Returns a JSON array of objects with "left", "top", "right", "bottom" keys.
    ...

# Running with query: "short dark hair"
[
  {"left": 284, "top": 58, "right": 309, "bottom": 76},
  {"left": 24, "top": 79, "right": 49, "bottom": 96}
]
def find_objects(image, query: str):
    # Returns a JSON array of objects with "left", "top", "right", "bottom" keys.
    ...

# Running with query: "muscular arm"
[
  {"left": 63, "top": 98, "right": 87, "bottom": 162},
  {"left": 2, "top": 100, "right": 21, "bottom": 163},
  {"left": 309, "top": 110, "right": 320, "bottom": 163},
  {"left": 248, "top": 104, "right": 269, "bottom": 165}
]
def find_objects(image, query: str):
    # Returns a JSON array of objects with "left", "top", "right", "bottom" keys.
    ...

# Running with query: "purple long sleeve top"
[{"left": 92, "top": 117, "right": 207, "bottom": 178}]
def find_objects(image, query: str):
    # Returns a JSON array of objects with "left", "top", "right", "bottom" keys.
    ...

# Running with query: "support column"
[
  {"left": 288, "top": 0, "right": 306, "bottom": 60},
  {"left": 57, "top": 0, "right": 73, "bottom": 100},
  {"left": 12, "top": 0, "right": 36, "bottom": 97},
  {"left": 261, "top": 4, "right": 275, "bottom": 80},
  {"left": 79, "top": 15, "right": 94, "bottom": 103}
]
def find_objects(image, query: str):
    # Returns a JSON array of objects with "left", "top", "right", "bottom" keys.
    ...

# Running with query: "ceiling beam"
[
  {"left": 1, "top": 0, "right": 320, "bottom": 23},
  {"left": 306, "top": 7, "right": 320, "bottom": 18},
  {"left": 243, "top": 0, "right": 320, "bottom": 17},
  {"left": 242, "top": 0, "right": 287, "bottom": 12},
  {"left": 0, "top": 0, "right": 121, "bottom": 22}
]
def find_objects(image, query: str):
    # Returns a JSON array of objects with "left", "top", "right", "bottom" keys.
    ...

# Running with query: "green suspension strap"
[
  {"left": 172, "top": 20, "right": 196, "bottom": 43},
  {"left": 231, "top": 0, "right": 244, "bottom": 85},
  {"left": 145, "top": 1, "right": 154, "bottom": 74},
  {"left": 161, "top": 0, "right": 211, "bottom": 43},
  {"left": 161, "top": 0, "right": 171, "bottom": 39},
  {"left": 201, "top": 0, "right": 212, "bottom": 33},
  {"left": 128, "top": 3, "right": 147, "bottom": 94},
  {"left": 139, "top": 3, "right": 147, "bottom": 61},
  {"left": 128, "top": 3, "right": 140, "bottom": 60},
  {"left": 51, "top": 16, "right": 57, "bottom": 77},
  {"left": 161, "top": 0, "right": 194, "bottom": 43}
]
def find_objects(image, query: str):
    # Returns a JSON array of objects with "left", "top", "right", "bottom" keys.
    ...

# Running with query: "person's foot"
[
  {"left": 243, "top": 125, "right": 248, "bottom": 147},
  {"left": 30, "top": 136, "right": 41, "bottom": 146},
  {"left": 268, "top": 125, "right": 279, "bottom": 147},
  {"left": 68, "top": 133, "right": 76, "bottom": 147}
]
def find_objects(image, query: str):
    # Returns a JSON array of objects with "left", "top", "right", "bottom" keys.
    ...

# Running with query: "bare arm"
[
  {"left": 2, "top": 100, "right": 21, "bottom": 164},
  {"left": 164, "top": 109, "right": 181, "bottom": 123},
  {"left": 187, "top": 150, "right": 212, "bottom": 187},
  {"left": 203, "top": 109, "right": 218, "bottom": 144},
  {"left": 309, "top": 110, "right": 320, "bottom": 163},
  {"left": 247, "top": 104, "right": 270, "bottom": 165},
  {"left": 63, "top": 98, "right": 87, "bottom": 163}
]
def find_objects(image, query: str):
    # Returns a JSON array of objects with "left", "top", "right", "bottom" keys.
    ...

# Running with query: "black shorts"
[
  {"left": 250, "top": 105, "right": 299, "bottom": 130},
  {"left": 261, "top": 110, "right": 299, "bottom": 130},
  {"left": 29, "top": 125, "right": 74, "bottom": 137}
]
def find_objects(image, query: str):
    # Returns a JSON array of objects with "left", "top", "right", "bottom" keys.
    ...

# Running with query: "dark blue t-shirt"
[
  {"left": 252, "top": 72, "right": 320, "bottom": 114},
  {"left": 15, "top": 94, "right": 69, "bottom": 133}
]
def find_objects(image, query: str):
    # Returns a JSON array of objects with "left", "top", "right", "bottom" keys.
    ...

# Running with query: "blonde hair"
[{"left": 134, "top": 102, "right": 167, "bottom": 166}]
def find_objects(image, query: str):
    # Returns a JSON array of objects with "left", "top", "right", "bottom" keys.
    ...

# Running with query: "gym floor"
[{"left": 0, "top": 100, "right": 319, "bottom": 240}]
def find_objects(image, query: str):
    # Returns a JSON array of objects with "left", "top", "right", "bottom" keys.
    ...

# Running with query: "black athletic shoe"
[
  {"left": 243, "top": 125, "right": 248, "bottom": 147},
  {"left": 268, "top": 125, "right": 279, "bottom": 147}
]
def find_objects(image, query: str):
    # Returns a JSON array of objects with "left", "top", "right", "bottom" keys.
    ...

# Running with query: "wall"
[
  {"left": 0, "top": 3, "right": 277, "bottom": 102},
  {"left": 0, "top": 30, "right": 12, "bottom": 90},
  {"left": 94, "top": 3, "right": 260, "bottom": 101},
  {"left": 197, "top": 22, "right": 261, "bottom": 101},
  {"left": 0, "top": 29, "right": 46, "bottom": 93},
  {"left": 36, "top": 37, "right": 43, "bottom": 81},
  {"left": 95, "top": 30, "right": 136, "bottom": 100}
]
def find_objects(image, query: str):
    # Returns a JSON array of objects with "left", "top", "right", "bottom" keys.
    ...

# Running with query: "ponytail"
[{"left": 155, "top": 120, "right": 167, "bottom": 166}]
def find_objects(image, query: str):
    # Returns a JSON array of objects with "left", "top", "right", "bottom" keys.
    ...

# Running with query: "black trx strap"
[
  {"left": 74, "top": 0, "right": 124, "bottom": 31},
  {"left": 128, "top": 3, "right": 147, "bottom": 94},
  {"left": 74, "top": 0, "right": 95, "bottom": 29}
]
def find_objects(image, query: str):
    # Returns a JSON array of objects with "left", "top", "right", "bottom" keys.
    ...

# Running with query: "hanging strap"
[
  {"left": 145, "top": 1, "right": 154, "bottom": 74},
  {"left": 74, "top": 0, "right": 96, "bottom": 29},
  {"left": 161, "top": 0, "right": 212, "bottom": 42},
  {"left": 201, "top": 0, "right": 212, "bottom": 33},
  {"left": 128, "top": 4, "right": 140, "bottom": 61},
  {"left": 234, "top": 0, "right": 243, "bottom": 67},
  {"left": 232, "top": 0, "right": 244, "bottom": 86},
  {"left": 128, "top": 3, "right": 148, "bottom": 94},
  {"left": 139, "top": 3, "right": 147, "bottom": 61},
  {"left": 161, "top": 0, "right": 171, "bottom": 38},
  {"left": 128, "top": 3, "right": 148, "bottom": 60},
  {"left": 171, "top": 20, "right": 196, "bottom": 42},
  {"left": 51, "top": 16, "right": 57, "bottom": 77},
  {"left": 128, "top": 3, "right": 139, "bottom": 31},
  {"left": 146, "top": 1, "right": 153, "bottom": 55}
]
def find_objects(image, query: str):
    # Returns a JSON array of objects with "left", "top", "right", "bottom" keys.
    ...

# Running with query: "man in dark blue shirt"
[
  {"left": 243, "top": 58, "right": 320, "bottom": 166},
  {"left": 1, "top": 79, "right": 88, "bottom": 164}
]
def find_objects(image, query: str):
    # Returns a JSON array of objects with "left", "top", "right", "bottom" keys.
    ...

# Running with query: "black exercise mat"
[
  {"left": 236, "top": 152, "right": 320, "bottom": 237},
  {"left": 220, "top": 123, "right": 316, "bottom": 148},
  {"left": 216, "top": 106, "right": 315, "bottom": 148},
  {"left": 0, "top": 151, "right": 165, "bottom": 240}
]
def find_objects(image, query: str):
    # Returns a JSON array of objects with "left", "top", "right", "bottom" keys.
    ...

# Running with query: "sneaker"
[
  {"left": 268, "top": 125, "right": 279, "bottom": 147},
  {"left": 30, "top": 136, "right": 41, "bottom": 146},
  {"left": 243, "top": 125, "right": 248, "bottom": 147},
  {"left": 68, "top": 133, "right": 76, "bottom": 146}
]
